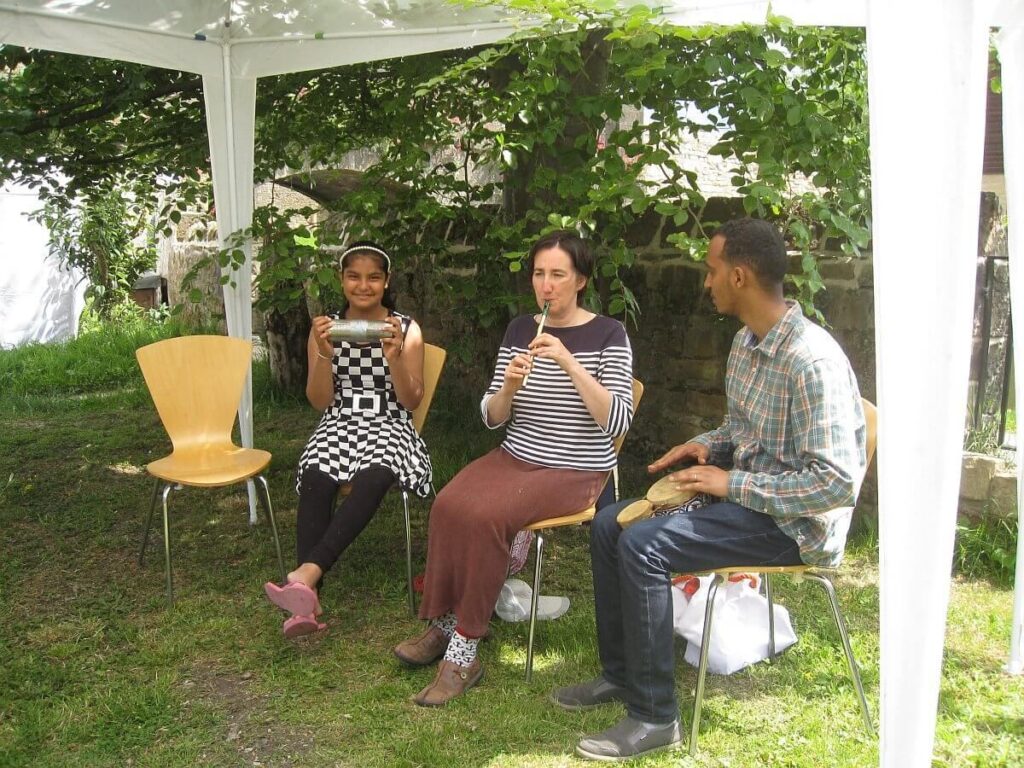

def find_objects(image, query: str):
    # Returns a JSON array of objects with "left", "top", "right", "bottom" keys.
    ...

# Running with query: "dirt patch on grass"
[
  {"left": 837, "top": 559, "right": 878, "bottom": 591},
  {"left": 183, "top": 667, "right": 322, "bottom": 767}
]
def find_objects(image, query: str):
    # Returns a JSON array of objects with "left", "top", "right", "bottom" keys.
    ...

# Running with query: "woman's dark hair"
[
  {"left": 526, "top": 230, "right": 594, "bottom": 300},
  {"left": 339, "top": 240, "right": 396, "bottom": 311}
]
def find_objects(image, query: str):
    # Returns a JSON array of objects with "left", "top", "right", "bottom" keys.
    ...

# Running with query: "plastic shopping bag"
[
  {"left": 671, "top": 574, "right": 797, "bottom": 675},
  {"left": 494, "top": 578, "right": 570, "bottom": 622}
]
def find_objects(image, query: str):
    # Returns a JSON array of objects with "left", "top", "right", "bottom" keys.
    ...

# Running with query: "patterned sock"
[
  {"left": 430, "top": 612, "right": 457, "bottom": 638},
  {"left": 443, "top": 629, "right": 480, "bottom": 667}
]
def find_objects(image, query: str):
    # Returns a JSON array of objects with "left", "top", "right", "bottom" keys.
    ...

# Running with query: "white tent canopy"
[{"left": 2, "top": 2, "right": 1022, "bottom": 766}]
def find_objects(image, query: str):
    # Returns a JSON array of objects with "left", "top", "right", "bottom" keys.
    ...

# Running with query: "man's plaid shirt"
[{"left": 691, "top": 301, "right": 867, "bottom": 567}]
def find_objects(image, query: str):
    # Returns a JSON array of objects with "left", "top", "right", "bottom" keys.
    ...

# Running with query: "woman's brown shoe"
[
  {"left": 413, "top": 659, "right": 483, "bottom": 707},
  {"left": 394, "top": 625, "right": 450, "bottom": 667}
]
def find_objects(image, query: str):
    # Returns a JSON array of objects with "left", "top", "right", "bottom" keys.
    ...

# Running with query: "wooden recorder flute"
[{"left": 522, "top": 301, "right": 549, "bottom": 387}]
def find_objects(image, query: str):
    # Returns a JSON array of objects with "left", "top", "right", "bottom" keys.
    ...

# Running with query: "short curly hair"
[{"left": 712, "top": 218, "right": 787, "bottom": 288}]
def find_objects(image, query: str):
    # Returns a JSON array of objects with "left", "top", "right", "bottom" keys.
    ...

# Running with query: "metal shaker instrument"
[{"left": 327, "top": 319, "right": 393, "bottom": 342}]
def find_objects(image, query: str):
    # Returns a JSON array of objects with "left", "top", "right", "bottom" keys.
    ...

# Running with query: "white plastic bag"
[
  {"left": 671, "top": 574, "right": 797, "bottom": 675},
  {"left": 494, "top": 578, "right": 570, "bottom": 622}
]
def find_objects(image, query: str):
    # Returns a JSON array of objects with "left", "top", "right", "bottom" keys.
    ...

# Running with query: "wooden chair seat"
[
  {"left": 147, "top": 446, "right": 272, "bottom": 487},
  {"left": 695, "top": 563, "right": 826, "bottom": 577},
  {"left": 524, "top": 507, "right": 597, "bottom": 531}
]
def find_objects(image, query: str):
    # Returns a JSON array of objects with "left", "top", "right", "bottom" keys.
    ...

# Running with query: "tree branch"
[{"left": 11, "top": 79, "right": 202, "bottom": 136}]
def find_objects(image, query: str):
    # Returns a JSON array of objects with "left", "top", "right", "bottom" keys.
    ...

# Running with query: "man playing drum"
[{"left": 553, "top": 217, "right": 868, "bottom": 761}]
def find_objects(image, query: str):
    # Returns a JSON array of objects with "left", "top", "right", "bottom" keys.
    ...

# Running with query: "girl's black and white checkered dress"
[{"left": 297, "top": 312, "right": 433, "bottom": 497}]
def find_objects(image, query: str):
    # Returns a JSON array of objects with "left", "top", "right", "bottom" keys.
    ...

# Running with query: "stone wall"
[
  {"left": 159, "top": 182, "right": 323, "bottom": 334},
  {"left": 960, "top": 452, "right": 1016, "bottom": 520}
]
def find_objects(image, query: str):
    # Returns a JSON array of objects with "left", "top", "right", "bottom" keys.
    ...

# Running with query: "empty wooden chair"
[{"left": 136, "top": 334, "right": 286, "bottom": 604}]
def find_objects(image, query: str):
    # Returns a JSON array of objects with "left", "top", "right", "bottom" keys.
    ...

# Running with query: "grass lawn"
[{"left": 1, "top": 327, "right": 1022, "bottom": 767}]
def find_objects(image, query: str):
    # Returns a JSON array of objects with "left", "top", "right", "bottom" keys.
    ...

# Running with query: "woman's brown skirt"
[{"left": 418, "top": 446, "right": 607, "bottom": 637}]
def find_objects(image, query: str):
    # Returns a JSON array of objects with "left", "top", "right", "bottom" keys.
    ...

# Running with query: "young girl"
[{"left": 264, "top": 241, "right": 432, "bottom": 637}]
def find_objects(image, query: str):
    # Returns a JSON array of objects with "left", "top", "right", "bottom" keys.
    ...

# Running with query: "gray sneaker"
[
  {"left": 550, "top": 676, "right": 626, "bottom": 710},
  {"left": 575, "top": 716, "right": 682, "bottom": 761}
]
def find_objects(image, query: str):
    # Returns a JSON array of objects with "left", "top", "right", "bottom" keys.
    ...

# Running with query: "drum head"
[
  {"left": 646, "top": 475, "right": 695, "bottom": 509},
  {"left": 616, "top": 499, "right": 653, "bottom": 529}
]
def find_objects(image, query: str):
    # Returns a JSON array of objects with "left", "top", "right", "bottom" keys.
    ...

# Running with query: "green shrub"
[
  {"left": 955, "top": 514, "right": 1018, "bottom": 585},
  {"left": 0, "top": 314, "right": 180, "bottom": 398}
]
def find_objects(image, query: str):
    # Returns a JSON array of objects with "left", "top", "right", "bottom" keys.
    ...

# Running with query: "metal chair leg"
[
  {"left": 806, "top": 573, "right": 873, "bottom": 734},
  {"left": 525, "top": 532, "right": 546, "bottom": 682},
  {"left": 139, "top": 477, "right": 162, "bottom": 566},
  {"left": 765, "top": 573, "right": 776, "bottom": 661},
  {"left": 402, "top": 487, "right": 415, "bottom": 616},
  {"left": 690, "top": 574, "right": 724, "bottom": 756},
  {"left": 253, "top": 475, "right": 287, "bottom": 585},
  {"left": 160, "top": 483, "right": 175, "bottom": 605}
]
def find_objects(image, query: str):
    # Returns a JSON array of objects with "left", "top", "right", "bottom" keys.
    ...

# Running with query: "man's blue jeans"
[{"left": 591, "top": 499, "right": 803, "bottom": 724}]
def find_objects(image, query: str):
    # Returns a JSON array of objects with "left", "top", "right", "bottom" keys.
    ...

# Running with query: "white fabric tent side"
[
  {"left": 0, "top": 182, "right": 87, "bottom": 348},
  {"left": 866, "top": 1, "right": 990, "bottom": 766},
  {"left": 996, "top": 24, "right": 1024, "bottom": 675},
  {"left": 203, "top": 69, "right": 260, "bottom": 522}
]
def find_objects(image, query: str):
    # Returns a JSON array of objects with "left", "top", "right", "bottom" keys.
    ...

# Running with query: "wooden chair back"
[
  {"left": 862, "top": 398, "right": 877, "bottom": 466},
  {"left": 614, "top": 379, "right": 645, "bottom": 455},
  {"left": 412, "top": 343, "right": 446, "bottom": 435},
  {"left": 136, "top": 335, "right": 250, "bottom": 453}
]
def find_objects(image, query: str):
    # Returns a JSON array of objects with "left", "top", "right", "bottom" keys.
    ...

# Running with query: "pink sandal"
[
  {"left": 264, "top": 580, "right": 322, "bottom": 617},
  {"left": 282, "top": 613, "right": 327, "bottom": 639}
]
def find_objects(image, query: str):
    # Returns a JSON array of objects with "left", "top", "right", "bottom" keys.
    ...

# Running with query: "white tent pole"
[
  {"left": 867, "top": 1, "right": 990, "bottom": 765},
  {"left": 220, "top": 41, "right": 260, "bottom": 526},
  {"left": 995, "top": 25, "right": 1024, "bottom": 675},
  {"left": 203, "top": 40, "right": 259, "bottom": 524}
]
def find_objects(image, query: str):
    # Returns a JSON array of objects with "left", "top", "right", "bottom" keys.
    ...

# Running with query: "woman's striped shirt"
[{"left": 479, "top": 313, "right": 634, "bottom": 472}]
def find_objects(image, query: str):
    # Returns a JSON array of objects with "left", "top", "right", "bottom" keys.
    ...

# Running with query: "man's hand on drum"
[
  {"left": 647, "top": 441, "right": 709, "bottom": 474},
  {"left": 502, "top": 352, "right": 534, "bottom": 392},
  {"left": 668, "top": 464, "right": 729, "bottom": 498}
]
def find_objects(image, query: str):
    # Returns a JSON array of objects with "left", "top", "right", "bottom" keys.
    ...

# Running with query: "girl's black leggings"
[{"left": 295, "top": 466, "right": 396, "bottom": 575}]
